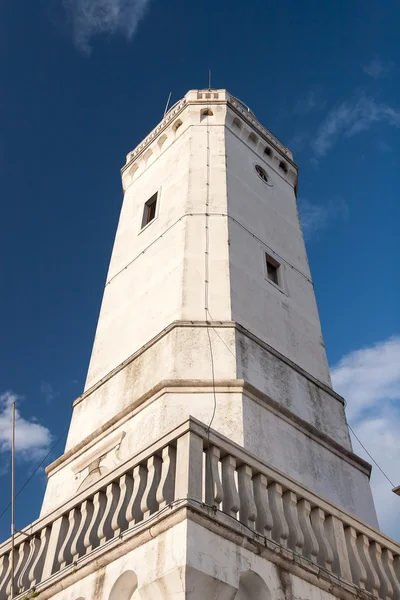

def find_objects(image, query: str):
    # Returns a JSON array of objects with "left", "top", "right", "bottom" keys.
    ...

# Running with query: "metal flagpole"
[
  {"left": 11, "top": 401, "right": 15, "bottom": 599},
  {"left": 163, "top": 92, "right": 172, "bottom": 116}
]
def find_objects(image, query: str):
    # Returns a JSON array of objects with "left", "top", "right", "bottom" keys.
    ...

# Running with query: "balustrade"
[{"left": 0, "top": 418, "right": 399, "bottom": 600}]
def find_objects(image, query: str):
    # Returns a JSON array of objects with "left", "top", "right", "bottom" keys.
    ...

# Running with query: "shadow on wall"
[
  {"left": 108, "top": 571, "right": 138, "bottom": 600},
  {"left": 97, "top": 568, "right": 269, "bottom": 599},
  {"left": 235, "top": 571, "right": 270, "bottom": 600}
]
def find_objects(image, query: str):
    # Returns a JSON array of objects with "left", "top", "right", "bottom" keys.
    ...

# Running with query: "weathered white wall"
[
  {"left": 85, "top": 118, "right": 190, "bottom": 390},
  {"left": 63, "top": 324, "right": 348, "bottom": 454},
  {"left": 225, "top": 118, "right": 331, "bottom": 386},
  {"left": 41, "top": 516, "right": 351, "bottom": 600},
  {"left": 85, "top": 102, "right": 231, "bottom": 391},
  {"left": 235, "top": 329, "right": 351, "bottom": 449}
]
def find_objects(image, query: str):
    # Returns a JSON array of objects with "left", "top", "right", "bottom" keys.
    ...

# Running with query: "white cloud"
[
  {"left": 298, "top": 197, "right": 348, "bottom": 240},
  {"left": 331, "top": 337, "right": 400, "bottom": 540},
  {"left": 331, "top": 337, "right": 400, "bottom": 421},
  {"left": 350, "top": 414, "right": 400, "bottom": 540},
  {"left": 63, "top": 0, "right": 151, "bottom": 53},
  {"left": 0, "top": 391, "right": 52, "bottom": 464},
  {"left": 313, "top": 95, "right": 400, "bottom": 156},
  {"left": 363, "top": 58, "right": 393, "bottom": 79}
]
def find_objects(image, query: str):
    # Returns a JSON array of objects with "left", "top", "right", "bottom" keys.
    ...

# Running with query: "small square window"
[
  {"left": 266, "top": 254, "right": 280, "bottom": 286},
  {"left": 142, "top": 193, "right": 158, "bottom": 228}
]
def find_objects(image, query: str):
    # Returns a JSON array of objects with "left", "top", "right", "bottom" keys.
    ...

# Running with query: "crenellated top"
[{"left": 121, "top": 89, "right": 297, "bottom": 192}]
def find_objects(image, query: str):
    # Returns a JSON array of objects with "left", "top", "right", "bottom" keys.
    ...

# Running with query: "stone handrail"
[
  {"left": 0, "top": 418, "right": 399, "bottom": 600},
  {"left": 198, "top": 424, "right": 400, "bottom": 600}
]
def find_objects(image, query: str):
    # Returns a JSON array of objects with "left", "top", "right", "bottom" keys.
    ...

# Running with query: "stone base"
[{"left": 37, "top": 512, "right": 351, "bottom": 600}]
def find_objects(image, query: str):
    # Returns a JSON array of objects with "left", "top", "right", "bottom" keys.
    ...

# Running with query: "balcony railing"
[{"left": 0, "top": 418, "right": 399, "bottom": 600}]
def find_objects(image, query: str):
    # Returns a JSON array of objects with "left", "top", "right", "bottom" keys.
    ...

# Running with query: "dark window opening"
[
  {"left": 266, "top": 254, "right": 280, "bottom": 286},
  {"left": 255, "top": 164, "right": 268, "bottom": 183},
  {"left": 142, "top": 193, "right": 158, "bottom": 228}
]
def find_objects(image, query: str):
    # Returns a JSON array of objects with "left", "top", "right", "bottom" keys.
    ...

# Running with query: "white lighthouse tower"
[{"left": 1, "top": 90, "right": 399, "bottom": 600}]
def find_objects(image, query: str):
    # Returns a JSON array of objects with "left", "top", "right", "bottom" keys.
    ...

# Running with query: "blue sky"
[{"left": 0, "top": 0, "right": 399, "bottom": 542}]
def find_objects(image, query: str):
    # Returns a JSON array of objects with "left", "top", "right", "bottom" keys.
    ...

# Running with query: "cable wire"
[
  {"left": 348, "top": 424, "right": 395, "bottom": 488},
  {"left": 204, "top": 84, "right": 217, "bottom": 438},
  {"left": 0, "top": 428, "right": 68, "bottom": 522}
]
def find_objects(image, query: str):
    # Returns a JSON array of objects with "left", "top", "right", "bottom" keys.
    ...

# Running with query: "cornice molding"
[
  {"left": 75, "top": 320, "right": 344, "bottom": 410},
  {"left": 48, "top": 377, "right": 369, "bottom": 481},
  {"left": 121, "top": 89, "right": 297, "bottom": 177}
]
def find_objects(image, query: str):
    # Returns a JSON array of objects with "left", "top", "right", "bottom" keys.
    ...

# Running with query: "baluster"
[
  {"left": 84, "top": 490, "right": 106, "bottom": 553},
  {"left": 253, "top": 473, "right": 273, "bottom": 538},
  {"left": 382, "top": 550, "right": 400, "bottom": 600},
  {"left": 325, "top": 515, "right": 352, "bottom": 581},
  {"left": 126, "top": 465, "right": 147, "bottom": 527},
  {"left": 141, "top": 455, "right": 162, "bottom": 518},
  {"left": 395, "top": 556, "right": 400, "bottom": 594},
  {"left": 370, "top": 542, "right": 393, "bottom": 600},
  {"left": 268, "top": 482, "right": 289, "bottom": 547},
  {"left": 0, "top": 551, "right": 11, "bottom": 598},
  {"left": 237, "top": 464, "right": 257, "bottom": 529},
  {"left": 98, "top": 482, "right": 120, "bottom": 545},
  {"left": 12, "top": 540, "right": 29, "bottom": 595},
  {"left": 310, "top": 508, "right": 334, "bottom": 571},
  {"left": 205, "top": 446, "right": 223, "bottom": 507},
  {"left": 28, "top": 527, "right": 50, "bottom": 587},
  {"left": 395, "top": 557, "right": 400, "bottom": 590},
  {"left": 356, "top": 534, "right": 380, "bottom": 597},
  {"left": 112, "top": 473, "right": 133, "bottom": 536},
  {"left": 71, "top": 499, "right": 94, "bottom": 561},
  {"left": 58, "top": 507, "right": 81, "bottom": 568},
  {"left": 283, "top": 491, "right": 304, "bottom": 555},
  {"left": 221, "top": 455, "right": 240, "bottom": 518},
  {"left": 6, "top": 545, "right": 24, "bottom": 598},
  {"left": 41, "top": 515, "right": 69, "bottom": 579},
  {"left": 345, "top": 526, "right": 368, "bottom": 589},
  {"left": 17, "top": 536, "right": 40, "bottom": 593},
  {"left": 297, "top": 499, "right": 319, "bottom": 563},
  {"left": 156, "top": 445, "right": 176, "bottom": 509}
]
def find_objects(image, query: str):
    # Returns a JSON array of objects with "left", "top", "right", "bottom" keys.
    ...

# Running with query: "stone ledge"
[
  {"left": 50, "top": 378, "right": 367, "bottom": 480},
  {"left": 74, "top": 320, "right": 345, "bottom": 409}
]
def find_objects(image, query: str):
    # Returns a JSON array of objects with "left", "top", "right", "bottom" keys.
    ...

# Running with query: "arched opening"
[
  {"left": 143, "top": 149, "right": 153, "bottom": 166},
  {"left": 158, "top": 134, "right": 168, "bottom": 150},
  {"left": 235, "top": 571, "right": 270, "bottom": 600},
  {"left": 232, "top": 117, "right": 242, "bottom": 130},
  {"left": 143, "top": 150, "right": 154, "bottom": 167},
  {"left": 279, "top": 160, "right": 288, "bottom": 174},
  {"left": 129, "top": 163, "right": 139, "bottom": 180},
  {"left": 248, "top": 132, "right": 258, "bottom": 145},
  {"left": 172, "top": 119, "right": 183, "bottom": 133},
  {"left": 200, "top": 108, "right": 214, "bottom": 121},
  {"left": 108, "top": 570, "right": 138, "bottom": 600},
  {"left": 264, "top": 146, "right": 272, "bottom": 157}
]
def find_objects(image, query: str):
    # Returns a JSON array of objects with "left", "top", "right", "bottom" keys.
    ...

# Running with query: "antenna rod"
[
  {"left": 208, "top": 69, "right": 212, "bottom": 90},
  {"left": 11, "top": 402, "right": 15, "bottom": 600},
  {"left": 164, "top": 92, "right": 172, "bottom": 116}
]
